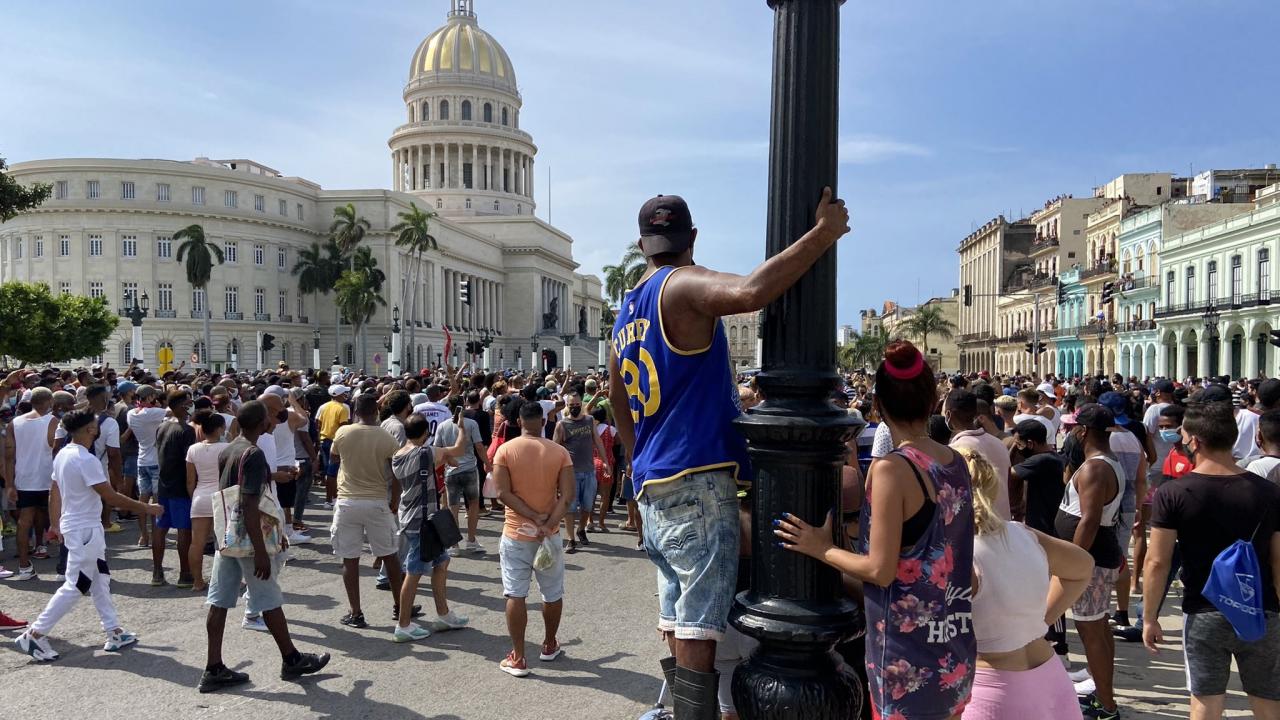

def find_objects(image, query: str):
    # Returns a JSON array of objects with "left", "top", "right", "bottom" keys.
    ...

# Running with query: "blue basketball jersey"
[{"left": 613, "top": 266, "right": 751, "bottom": 496}]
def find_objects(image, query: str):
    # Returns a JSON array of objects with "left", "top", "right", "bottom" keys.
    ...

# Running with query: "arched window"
[
  {"left": 465, "top": 198, "right": 472, "bottom": 209},
  {"left": 344, "top": 343, "right": 354, "bottom": 365},
  {"left": 493, "top": 200, "right": 500, "bottom": 212},
  {"left": 517, "top": 203, "right": 522, "bottom": 214},
  {"left": 461, "top": 100, "right": 472, "bottom": 120},
  {"left": 422, "top": 101, "right": 430, "bottom": 121},
  {"left": 436, "top": 198, "right": 443, "bottom": 209},
  {"left": 227, "top": 339, "right": 240, "bottom": 362},
  {"left": 440, "top": 99, "right": 450, "bottom": 120},
  {"left": 193, "top": 341, "right": 207, "bottom": 365},
  {"left": 501, "top": 107, "right": 508, "bottom": 126},
  {"left": 281, "top": 342, "right": 291, "bottom": 365},
  {"left": 408, "top": 104, "right": 415, "bottom": 123},
  {"left": 483, "top": 103, "right": 493, "bottom": 123},
  {"left": 730, "top": 326, "right": 739, "bottom": 343},
  {"left": 120, "top": 340, "right": 132, "bottom": 366}
]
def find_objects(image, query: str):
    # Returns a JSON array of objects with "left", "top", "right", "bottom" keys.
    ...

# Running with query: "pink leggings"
[{"left": 961, "top": 656, "right": 1082, "bottom": 720}]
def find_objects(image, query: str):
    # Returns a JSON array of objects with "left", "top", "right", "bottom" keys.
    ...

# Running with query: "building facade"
[
  {"left": 956, "top": 216, "right": 1036, "bottom": 373},
  {"left": 724, "top": 312, "right": 761, "bottom": 370},
  {"left": 0, "top": 0, "right": 607, "bottom": 373}
]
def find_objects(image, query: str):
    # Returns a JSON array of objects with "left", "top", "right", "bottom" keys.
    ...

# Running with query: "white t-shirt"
[
  {"left": 870, "top": 422, "right": 894, "bottom": 459},
  {"left": 128, "top": 406, "right": 169, "bottom": 467},
  {"left": 1013, "top": 413, "right": 1057, "bottom": 447},
  {"left": 1246, "top": 456, "right": 1280, "bottom": 484},
  {"left": 272, "top": 412, "right": 299, "bottom": 469},
  {"left": 52, "top": 443, "right": 106, "bottom": 533},
  {"left": 55, "top": 414, "right": 119, "bottom": 476},
  {"left": 414, "top": 401, "right": 452, "bottom": 439},
  {"left": 12, "top": 413, "right": 57, "bottom": 491},
  {"left": 1235, "top": 410, "right": 1261, "bottom": 460},
  {"left": 483, "top": 395, "right": 499, "bottom": 413},
  {"left": 256, "top": 433, "right": 279, "bottom": 472},
  {"left": 186, "top": 440, "right": 227, "bottom": 489}
]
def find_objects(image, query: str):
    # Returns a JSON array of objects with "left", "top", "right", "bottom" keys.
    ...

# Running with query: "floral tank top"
[{"left": 859, "top": 446, "right": 976, "bottom": 720}]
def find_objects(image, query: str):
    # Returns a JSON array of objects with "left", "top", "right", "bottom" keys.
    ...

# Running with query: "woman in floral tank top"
[{"left": 776, "top": 342, "right": 976, "bottom": 720}]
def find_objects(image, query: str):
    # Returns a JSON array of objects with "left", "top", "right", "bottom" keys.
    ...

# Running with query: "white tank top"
[
  {"left": 1059, "top": 455, "right": 1125, "bottom": 527},
  {"left": 972, "top": 522, "right": 1050, "bottom": 653},
  {"left": 12, "top": 413, "right": 57, "bottom": 491}
]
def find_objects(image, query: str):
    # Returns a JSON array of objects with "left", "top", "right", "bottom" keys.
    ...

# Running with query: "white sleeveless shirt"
[{"left": 972, "top": 522, "right": 1050, "bottom": 653}]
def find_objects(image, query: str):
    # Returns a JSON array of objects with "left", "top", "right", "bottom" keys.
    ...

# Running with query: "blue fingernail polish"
[{"left": 772, "top": 519, "right": 780, "bottom": 527}]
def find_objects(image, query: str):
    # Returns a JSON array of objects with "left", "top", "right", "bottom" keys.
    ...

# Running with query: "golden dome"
[{"left": 409, "top": 3, "right": 516, "bottom": 92}]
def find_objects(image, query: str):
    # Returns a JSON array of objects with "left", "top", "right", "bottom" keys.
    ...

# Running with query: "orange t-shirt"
[{"left": 494, "top": 435, "right": 572, "bottom": 541}]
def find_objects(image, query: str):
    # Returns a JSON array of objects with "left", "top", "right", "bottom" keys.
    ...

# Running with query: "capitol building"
[{"left": 0, "top": 0, "right": 607, "bottom": 374}]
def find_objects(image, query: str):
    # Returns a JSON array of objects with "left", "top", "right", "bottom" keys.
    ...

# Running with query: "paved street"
[{"left": 0, "top": 505, "right": 1260, "bottom": 719}]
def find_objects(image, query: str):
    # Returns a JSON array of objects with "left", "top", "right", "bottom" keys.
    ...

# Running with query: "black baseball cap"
[{"left": 637, "top": 195, "right": 694, "bottom": 257}]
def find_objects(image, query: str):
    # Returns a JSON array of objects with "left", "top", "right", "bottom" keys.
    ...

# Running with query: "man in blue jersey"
[{"left": 609, "top": 190, "right": 849, "bottom": 719}]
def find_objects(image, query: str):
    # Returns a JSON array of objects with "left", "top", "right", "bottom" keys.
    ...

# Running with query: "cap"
[
  {"left": 328, "top": 384, "right": 351, "bottom": 397},
  {"left": 637, "top": 195, "right": 694, "bottom": 257},
  {"left": 1036, "top": 382, "right": 1054, "bottom": 396},
  {"left": 1097, "top": 391, "right": 1130, "bottom": 423},
  {"left": 1153, "top": 378, "right": 1175, "bottom": 394},
  {"left": 1197, "top": 384, "right": 1233, "bottom": 403},
  {"left": 116, "top": 381, "right": 138, "bottom": 395},
  {"left": 263, "top": 385, "right": 288, "bottom": 399}
]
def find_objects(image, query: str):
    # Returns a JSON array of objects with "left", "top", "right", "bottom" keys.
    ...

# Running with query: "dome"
[{"left": 409, "top": 1, "right": 517, "bottom": 93}]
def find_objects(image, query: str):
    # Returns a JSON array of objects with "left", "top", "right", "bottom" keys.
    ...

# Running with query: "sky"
[{"left": 4, "top": 0, "right": 1278, "bottom": 329}]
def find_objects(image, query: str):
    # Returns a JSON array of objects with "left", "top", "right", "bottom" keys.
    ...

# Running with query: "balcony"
[
  {"left": 1228, "top": 291, "right": 1273, "bottom": 309},
  {"left": 1116, "top": 319, "right": 1156, "bottom": 333},
  {"left": 154, "top": 309, "right": 177, "bottom": 319},
  {"left": 254, "top": 313, "right": 271, "bottom": 322},
  {"left": 280, "top": 315, "right": 292, "bottom": 323},
  {"left": 958, "top": 332, "right": 992, "bottom": 344},
  {"left": 224, "top": 312, "right": 244, "bottom": 321},
  {"left": 1116, "top": 274, "right": 1154, "bottom": 293},
  {"left": 297, "top": 315, "right": 308, "bottom": 324},
  {"left": 190, "top": 310, "right": 210, "bottom": 319},
  {"left": 1053, "top": 326, "right": 1082, "bottom": 340},
  {"left": 1078, "top": 259, "right": 1117, "bottom": 282}
]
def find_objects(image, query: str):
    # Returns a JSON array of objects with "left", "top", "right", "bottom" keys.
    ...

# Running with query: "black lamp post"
[
  {"left": 391, "top": 304, "right": 402, "bottom": 374},
  {"left": 515, "top": 347, "right": 523, "bottom": 371},
  {"left": 730, "top": 1, "right": 863, "bottom": 717},
  {"left": 530, "top": 335, "right": 540, "bottom": 373},
  {"left": 1203, "top": 306, "right": 1220, "bottom": 376},
  {"left": 122, "top": 289, "right": 149, "bottom": 364}
]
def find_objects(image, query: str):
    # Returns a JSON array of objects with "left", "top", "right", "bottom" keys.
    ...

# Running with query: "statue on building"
[
  {"left": 578, "top": 307, "right": 588, "bottom": 336},
  {"left": 542, "top": 295, "right": 559, "bottom": 332}
]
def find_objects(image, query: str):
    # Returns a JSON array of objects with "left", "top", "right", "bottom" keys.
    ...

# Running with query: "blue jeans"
[
  {"left": 638, "top": 470, "right": 740, "bottom": 641},
  {"left": 136, "top": 465, "right": 159, "bottom": 497},
  {"left": 570, "top": 470, "right": 597, "bottom": 513}
]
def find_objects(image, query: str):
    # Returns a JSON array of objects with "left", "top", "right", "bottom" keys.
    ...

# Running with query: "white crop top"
[{"left": 971, "top": 522, "right": 1050, "bottom": 654}]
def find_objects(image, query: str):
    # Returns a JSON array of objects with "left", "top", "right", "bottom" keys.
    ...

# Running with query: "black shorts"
[
  {"left": 17, "top": 490, "right": 50, "bottom": 510},
  {"left": 1183, "top": 610, "right": 1280, "bottom": 699}
]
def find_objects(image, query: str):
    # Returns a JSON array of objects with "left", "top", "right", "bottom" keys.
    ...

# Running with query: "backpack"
[{"left": 1202, "top": 520, "right": 1268, "bottom": 642}]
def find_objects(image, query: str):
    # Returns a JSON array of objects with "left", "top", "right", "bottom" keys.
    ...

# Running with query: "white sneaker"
[
  {"left": 54, "top": 574, "right": 66, "bottom": 583},
  {"left": 241, "top": 615, "right": 268, "bottom": 632},
  {"left": 430, "top": 611, "right": 470, "bottom": 632},
  {"left": 447, "top": 546, "right": 461, "bottom": 558},
  {"left": 1069, "top": 667, "right": 1092, "bottom": 683},
  {"left": 104, "top": 629, "right": 138, "bottom": 652},
  {"left": 0, "top": 566, "right": 13, "bottom": 580},
  {"left": 13, "top": 566, "right": 37, "bottom": 582},
  {"left": 287, "top": 530, "right": 312, "bottom": 544},
  {"left": 464, "top": 539, "right": 485, "bottom": 554},
  {"left": 392, "top": 623, "right": 431, "bottom": 643},
  {"left": 15, "top": 631, "right": 58, "bottom": 662},
  {"left": 1074, "top": 677, "right": 1096, "bottom": 696},
  {"left": 322, "top": 501, "right": 334, "bottom": 511}
]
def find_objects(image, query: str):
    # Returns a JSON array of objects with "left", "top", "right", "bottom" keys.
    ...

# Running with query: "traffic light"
[
  {"left": 261, "top": 333, "right": 275, "bottom": 352},
  {"left": 963, "top": 284, "right": 972, "bottom": 307},
  {"left": 1271, "top": 330, "right": 1280, "bottom": 348},
  {"left": 1101, "top": 281, "right": 1115, "bottom": 304},
  {"left": 1037, "top": 342, "right": 1047, "bottom": 355},
  {"left": 1024, "top": 342, "right": 1034, "bottom": 355},
  {"left": 1056, "top": 278, "right": 1066, "bottom": 303},
  {"left": 459, "top": 279, "right": 471, "bottom": 305}
]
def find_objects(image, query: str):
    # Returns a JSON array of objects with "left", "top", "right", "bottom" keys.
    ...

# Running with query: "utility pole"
[{"left": 1032, "top": 292, "right": 1041, "bottom": 378}]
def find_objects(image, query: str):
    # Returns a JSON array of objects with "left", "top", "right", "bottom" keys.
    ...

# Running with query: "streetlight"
[
  {"left": 480, "top": 327, "right": 495, "bottom": 369},
  {"left": 515, "top": 347, "right": 523, "bottom": 372},
  {"left": 1203, "top": 306, "right": 1220, "bottom": 376},
  {"left": 122, "top": 289, "right": 150, "bottom": 365},
  {"left": 312, "top": 328, "right": 321, "bottom": 370},
  {"left": 530, "top": 335, "right": 540, "bottom": 374},
  {"left": 560, "top": 333, "right": 576, "bottom": 373},
  {"left": 391, "top": 304, "right": 402, "bottom": 375},
  {"left": 597, "top": 325, "right": 608, "bottom": 370},
  {"left": 730, "top": 1, "right": 862, "bottom": 716}
]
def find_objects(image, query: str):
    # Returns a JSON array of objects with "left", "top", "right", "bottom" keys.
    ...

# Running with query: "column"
[
  {"left": 391, "top": 152, "right": 399, "bottom": 191},
  {"left": 428, "top": 144, "right": 436, "bottom": 189},
  {"left": 496, "top": 283, "right": 503, "bottom": 333},
  {"left": 1221, "top": 334, "right": 1233, "bottom": 378},
  {"left": 471, "top": 144, "right": 478, "bottom": 191},
  {"left": 1156, "top": 342, "right": 1167, "bottom": 379},
  {"left": 497, "top": 147, "right": 505, "bottom": 193},
  {"left": 528, "top": 156, "right": 534, "bottom": 200},
  {"left": 444, "top": 143, "right": 452, "bottom": 189},
  {"left": 1245, "top": 331, "right": 1259, "bottom": 379},
  {"left": 1196, "top": 336, "right": 1209, "bottom": 378}
]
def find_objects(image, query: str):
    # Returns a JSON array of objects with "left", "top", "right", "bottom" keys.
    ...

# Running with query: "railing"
[
  {"left": 1228, "top": 292, "right": 1274, "bottom": 309},
  {"left": 190, "top": 310, "right": 209, "bottom": 319},
  {"left": 224, "top": 312, "right": 244, "bottom": 320},
  {"left": 1078, "top": 260, "right": 1117, "bottom": 281},
  {"left": 1032, "top": 234, "right": 1060, "bottom": 248},
  {"left": 1052, "top": 326, "right": 1082, "bottom": 340},
  {"left": 254, "top": 313, "right": 271, "bottom": 322},
  {"left": 1155, "top": 301, "right": 1212, "bottom": 319},
  {"left": 958, "top": 332, "right": 992, "bottom": 343},
  {"left": 1030, "top": 274, "right": 1058, "bottom": 289},
  {"left": 1115, "top": 319, "right": 1156, "bottom": 333},
  {"left": 1075, "top": 322, "right": 1115, "bottom": 339},
  {"left": 279, "top": 315, "right": 292, "bottom": 323},
  {"left": 1116, "top": 275, "right": 1154, "bottom": 292},
  {"left": 1005, "top": 272, "right": 1056, "bottom": 292},
  {"left": 154, "top": 309, "right": 177, "bottom": 319},
  {"left": 297, "top": 315, "right": 308, "bottom": 324}
]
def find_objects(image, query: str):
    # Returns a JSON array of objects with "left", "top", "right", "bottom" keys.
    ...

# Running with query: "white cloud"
[{"left": 838, "top": 136, "right": 931, "bottom": 164}]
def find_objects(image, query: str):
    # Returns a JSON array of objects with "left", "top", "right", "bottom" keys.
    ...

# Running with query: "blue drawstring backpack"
[{"left": 1202, "top": 521, "right": 1267, "bottom": 643}]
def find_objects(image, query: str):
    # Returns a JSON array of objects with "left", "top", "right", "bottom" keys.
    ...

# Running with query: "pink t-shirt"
[{"left": 950, "top": 428, "right": 1011, "bottom": 520}]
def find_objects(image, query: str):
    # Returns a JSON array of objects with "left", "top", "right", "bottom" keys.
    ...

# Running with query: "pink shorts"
[{"left": 962, "top": 657, "right": 1082, "bottom": 720}]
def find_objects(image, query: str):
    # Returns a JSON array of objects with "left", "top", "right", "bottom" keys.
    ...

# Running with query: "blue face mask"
[{"left": 1159, "top": 428, "right": 1181, "bottom": 443}]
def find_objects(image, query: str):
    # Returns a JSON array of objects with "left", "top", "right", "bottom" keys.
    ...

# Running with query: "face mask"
[
  {"left": 1158, "top": 428, "right": 1181, "bottom": 443},
  {"left": 568, "top": 406, "right": 582, "bottom": 417},
  {"left": 230, "top": 389, "right": 239, "bottom": 398}
]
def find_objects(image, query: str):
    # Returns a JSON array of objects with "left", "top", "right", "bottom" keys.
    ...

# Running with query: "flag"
[{"left": 443, "top": 325, "right": 453, "bottom": 363}]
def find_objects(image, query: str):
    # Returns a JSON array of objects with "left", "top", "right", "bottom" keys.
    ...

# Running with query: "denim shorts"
[
  {"left": 400, "top": 531, "right": 451, "bottom": 575},
  {"left": 445, "top": 468, "right": 479, "bottom": 508},
  {"left": 638, "top": 470, "right": 740, "bottom": 641},
  {"left": 569, "top": 470, "right": 597, "bottom": 513},
  {"left": 206, "top": 552, "right": 285, "bottom": 615},
  {"left": 321, "top": 439, "right": 340, "bottom": 477},
  {"left": 122, "top": 455, "right": 138, "bottom": 478},
  {"left": 499, "top": 534, "right": 564, "bottom": 602},
  {"left": 137, "top": 465, "right": 160, "bottom": 496}
]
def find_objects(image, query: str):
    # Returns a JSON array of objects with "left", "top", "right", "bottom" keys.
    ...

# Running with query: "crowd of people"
[{"left": 3, "top": 188, "right": 1279, "bottom": 720}]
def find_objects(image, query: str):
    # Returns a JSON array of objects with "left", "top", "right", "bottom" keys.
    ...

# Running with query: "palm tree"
[
  {"left": 349, "top": 246, "right": 386, "bottom": 365},
  {"left": 602, "top": 242, "right": 646, "bottom": 305},
  {"left": 839, "top": 326, "right": 893, "bottom": 370},
  {"left": 898, "top": 305, "right": 956, "bottom": 363},
  {"left": 330, "top": 203, "right": 371, "bottom": 256},
  {"left": 391, "top": 202, "right": 438, "bottom": 371},
  {"left": 174, "top": 224, "right": 224, "bottom": 367},
  {"left": 293, "top": 239, "right": 346, "bottom": 360},
  {"left": 334, "top": 257, "right": 386, "bottom": 370}
]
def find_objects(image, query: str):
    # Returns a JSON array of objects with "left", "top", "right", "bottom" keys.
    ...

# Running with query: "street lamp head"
[
  {"left": 140, "top": 291, "right": 150, "bottom": 312},
  {"left": 393, "top": 305, "right": 400, "bottom": 323}
]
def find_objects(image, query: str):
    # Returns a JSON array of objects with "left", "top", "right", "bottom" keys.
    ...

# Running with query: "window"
[
  {"left": 59, "top": 235, "right": 70, "bottom": 256},
  {"left": 224, "top": 241, "right": 238, "bottom": 264},
  {"left": 1261, "top": 249, "right": 1272, "bottom": 299},
  {"left": 421, "top": 100, "right": 430, "bottom": 121},
  {"left": 55, "top": 181, "right": 68, "bottom": 199},
  {"left": 254, "top": 288, "right": 266, "bottom": 316},
  {"left": 278, "top": 290, "right": 287, "bottom": 318},
  {"left": 501, "top": 107, "right": 508, "bottom": 126},
  {"left": 1231, "top": 255, "right": 1243, "bottom": 302},
  {"left": 277, "top": 247, "right": 287, "bottom": 270},
  {"left": 122, "top": 282, "right": 138, "bottom": 305},
  {"left": 296, "top": 203, "right": 303, "bottom": 220},
  {"left": 121, "top": 181, "right": 135, "bottom": 200},
  {"left": 436, "top": 198, "right": 443, "bottom": 209},
  {"left": 279, "top": 198, "right": 288, "bottom": 216},
  {"left": 14, "top": 238, "right": 21, "bottom": 259},
  {"left": 344, "top": 343, "right": 355, "bottom": 365},
  {"left": 253, "top": 244, "right": 264, "bottom": 266},
  {"left": 192, "top": 186, "right": 205, "bottom": 205},
  {"left": 493, "top": 200, "right": 500, "bottom": 212},
  {"left": 1185, "top": 266, "right": 1195, "bottom": 304},
  {"left": 1166, "top": 271, "right": 1175, "bottom": 306},
  {"left": 157, "top": 283, "right": 173, "bottom": 311},
  {"left": 254, "top": 194, "right": 265, "bottom": 212},
  {"left": 1207, "top": 260, "right": 1218, "bottom": 302},
  {"left": 120, "top": 341, "right": 133, "bottom": 366},
  {"left": 483, "top": 103, "right": 492, "bottom": 123},
  {"left": 34, "top": 236, "right": 43, "bottom": 258},
  {"left": 121, "top": 234, "right": 137, "bottom": 258},
  {"left": 463, "top": 164, "right": 473, "bottom": 189},
  {"left": 225, "top": 286, "right": 239, "bottom": 314},
  {"left": 297, "top": 295, "right": 304, "bottom": 319},
  {"left": 440, "top": 99, "right": 450, "bottom": 120},
  {"left": 192, "top": 341, "right": 207, "bottom": 365},
  {"left": 461, "top": 100, "right": 472, "bottom": 120},
  {"left": 192, "top": 288, "right": 206, "bottom": 314},
  {"left": 87, "top": 180, "right": 101, "bottom": 199},
  {"left": 156, "top": 183, "right": 170, "bottom": 202},
  {"left": 88, "top": 234, "right": 103, "bottom": 256},
  {"left": 59, "top": 281, "right": 70, "bottom": 295},
  {"left": 517, "top": 203, "right": 522, "bottom": 215},
  {"left": 156, "top": 235, "right": 172, "bottom": 259},
  {"left": 89, "top": 281, "right": 104, "bottom": 299},
  {"left": 224, "top": 190, "right": 238, "bottom": 208},
  {"left": 465, "top": 197, "right": 472, "bottom": 209}
]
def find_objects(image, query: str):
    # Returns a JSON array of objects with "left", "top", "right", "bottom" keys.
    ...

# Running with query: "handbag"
[
  {"left": 420, "top": 468, "right": 464, "bottom": 560},
  {"left": 212, "top": 447, "right": 285, "bottom": 558},
  {"left": 481, "top": 471, "right": 499, "bottom": 499}
]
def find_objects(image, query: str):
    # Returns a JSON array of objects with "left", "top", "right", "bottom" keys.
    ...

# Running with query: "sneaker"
[
  {"left": 1113, "top": 625, "right": 1143, "bottom": 643},
  {"left": 1074, "top": 677, "right": 1097, "bottom": 697},
  {"left": 280, "top": 651, "right": 331, "bottom": 679},
  {"left": 463, "top": 539, "right": 485, "bottom": 554},
  {"left": 103, "top": 522, "right": 123, "bottom": 534},
  {"left": 0, "top": 612, "right": 29, "bottom": 631},
  {"left": 0, "top": 566, "right": 13, "bottom": 580},
  {"left": 340, "top": 611, "right": 368, "bottom": 629},
  {"left": 322, "top": 501, "right": 334, "bottom": 511},
  {"left": 198, "top": 665, "right": 249, "bottom": 693},
  {"left": 104, "top": 629, "right": 139, "bottom": 652},
  {"left": 576, "top": 529, "right": 589, "bottom": 546},
  {"left": 150, "top": 573, "right": 167, "bottom": 587},
  {"left": 32, "top": 545, "right": 49, "bottom": 560},
  {"left": 1069, "top": 667, "right": 1093, "bottom": 683},
  {"left": 1, "top": 523, "right": 15, "bottom": 537},
  {"left": 1082, "top": 697, "right": 1121, "bottom": 719},
  {"left": 287, "top": 530, "right": 312, "bottom": 545},
  {"left": 1110, "top": 611, "right": 1130, "bottom": 628},
  {"left": 54, "top": 574, "right": 66, "bottom": 583},
  {"left": 392, "top": 604, "right": 423, "bottom": 621},
  {"left": 566, "top": 540, "right": 578, "bottom": 554},
  {"left": 375, "top": 578, "right": 392, "bottom": 591},
  {"left": 447, "top": 546, "right": 461, "bottom": 558},
  {"left": 499, "top": 651, "right": 530, "bottom": 677},
  {"left": 392, "top": 624, "right": 432, "bottom": 643},
  {"left": 538, "top": 641, "right": 564, "bottom": 662},
  {"left": 15, "top": 631, "right": 58, "bottom": 662},
  {"left": 241, "top": 615, "right": 268, "bottom": 632},
  {"left": 429, "top": 611, "right": 470, "bottom": 632},
  {"left": 175, "top": 576, "right": 195, "bottom": 589},
  {"left": 13, "top": 566, "right": 37, "bottom": 582}
]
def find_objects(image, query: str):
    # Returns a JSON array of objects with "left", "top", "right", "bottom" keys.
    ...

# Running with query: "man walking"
[
  {"left": 7, "top": 387, "right": 58, "bottom": 581},
  {"left": 432, "top": 399, "right": 489, "bottom": 555},
  {"left": 152, "top": 391, "right": 197, "bottom": 588},
  {"left": 608, "top": 189, "right": 849, "bottom": 718},
  {"left": 553, "top": 392, "right": 609, "bottom": 553},
  {"left": 128, "top": 386, "right": 169, "bottom": 547},
  {"left": 492, "top": 401, "right": 574, "bottom": 677}
]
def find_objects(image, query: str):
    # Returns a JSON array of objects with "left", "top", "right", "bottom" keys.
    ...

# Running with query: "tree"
[
  {"left": 293, "top": 239, "right": 345, "bottom": 361},
  {"left": 602, "top": 242, "right": 646, "bottom": 305},
  {"left": 0, "top": 157, "right": 52, "bottom": 222},
  {"left": 0, "top": 282, "right": 117, "bottom": 364},
  {"left": 838, "top": 326, "right": 892, "bottom": 371},
  {"left": 334, "top": 256, "right": 386, "bottom": 371},
  {"left": 330, "top": 203, "right": 371, "bottom": 256},
  {"left": 391, "top": 202, "right": 438, "bottom": 371},
  {"left": 897, "top": 305, "right": 956, "bottom": 361},
  {"left": 174, "top": 224, "right": 224, "bottom": 366}
]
